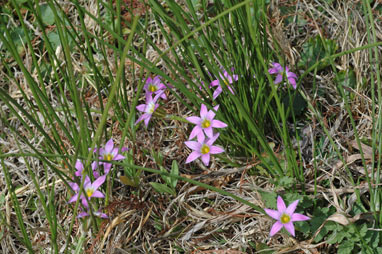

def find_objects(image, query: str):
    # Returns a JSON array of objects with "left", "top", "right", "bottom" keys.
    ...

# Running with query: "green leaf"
[
  {"left": 40, "top": 4, "right": 55, "bottom": 26},
  {"left": 277, "top": 176, "right": 295, "bottom": 189},
  {"left": 9, "top": 27, "right": 28, "bottom": 54},
  {"left": 338, "top": 241, "right": 354, "bottom": 254},
  {"left": 255, "top": 243, "right": 273, "bottom": 254},
  {"left": 364, "top": 229, "right": 380, "bottom": 248},
  {"left": 119, "top": 175, "right": 139, "bottom": 187},
  {"left": 0, "top": 193, "right": 5, "bottom": 206},
  {"left": 259, "top": 190, "right": 277, "bottom": 209},
  {"left": 47, "top": 31, "right": 61, "bottom": 50},
  {"left": 298, "top": 35, "right": 338, "bottom": 70},
  {"left": 326, "top": 229, "right": 346, "bottom": 244},
  {"left": 159, "top": 166, "right": 172, "bottom": 187},
  {"left": 190, "top": 0, "right": 200, "bottom": 11},
  {"left": 170, "top": 160, "right": 179, "bottom": 189},
  {"left": 150, "top": 182, "right": 176, "bottom": 196},
  {"left": 335, "top": 69, "right": 356, "bottom": 88}
]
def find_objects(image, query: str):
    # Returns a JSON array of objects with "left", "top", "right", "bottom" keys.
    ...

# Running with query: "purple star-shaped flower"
[
  {"left": 268, "top": 62, "right": 298, "bottom": 89},
  {"left": 135, "top": 92, "right": 162, "bottom": 127},
  {"left": 186, "top": 104, "right": 227, "bottom": 142},
  {"left": 264, "top": 196, "right": 310, "bottom": 237},
  {"left": 68, "top": 175, "right": 106, "bottom": 208},
  {"left": 143, "top": 76, "right": 168, "bottom": 100},
  {"left": 95, "top": 139, "right": 127, "bottom": 174},
  {"left": 185, "top": 133, "right": 224, "bottom": 166},
  {"left": 210, "top": 70, "right": 238, "bottom": 99}
]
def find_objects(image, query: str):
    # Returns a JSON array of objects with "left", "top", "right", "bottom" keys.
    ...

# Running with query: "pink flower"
[
  {"left": 264, "top": 196, "right": 310, "bottom": 237},
  {"left": 135, "top": 93, "right": 162, "bottom": 127},
  {"left": 78, "top": 209, "right": 108, "bottom": 219},
  {"left": 94, "top": 139, "right": 127, "bottom": 174},
  {"left": 268, "top": 62, "right": 298, "bottom": 89},
  {"left": 210, "top": 70, "right": 238, "bottom": 99},
  {"left": 143, "top": 76, "right": 168, "bottom": 100},
  {"left": 68, "top": 175, "right": 106, "bottom": 208},
  {"left": 186, "top": 104, "right": 227, "bottom": 142},
  {"left": 185, "top": 133, "right": 224, "bottom": 166}
]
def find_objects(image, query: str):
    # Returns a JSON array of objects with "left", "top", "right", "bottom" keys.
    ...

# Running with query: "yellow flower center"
[
  {"left": 280, "top": 213, "right": 291, "bottom": 224},
  {"left": 201, "top": 144, "right": 210, "bottom": 154},
  {"left": 201, "top": 119, "right": 211, "bottom": 128},
  {"left": 223, "top": 80, "right": 229, "bottom": 86},
  {"left": 86, "top": 189, "right": 94, "bottom": 198},
  {"left": 148, "top": 84, "right": 157, "bottom": 92},
  {"left": 103, "top": 154, "right": 113, "bottom": 161}
]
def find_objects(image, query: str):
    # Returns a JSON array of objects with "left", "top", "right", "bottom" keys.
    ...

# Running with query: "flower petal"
[
  {"left": 268, "top": 67, "right": 278, "bottom": 74},
  {"left": 75, "top": 160, "right": 84, "bottom": 171},
  {"left": 213, "top": 87, "right": 222, "bottom": 100},
  {"left": 77, "top": 212, "right": 89, "bottom": 218},
  {"left": 211, "top": 119, "right": 227, "bottom": 128},
  {"left": 90, "top": 190, "right": 105, "bottom": 198},
  {"left": 94, "top": 211, "right": 108, "bottom": 218},
  {"left": 274, "top": 74, "right": 283, "bottom": 84},
  {"left": 91, "top": 161, "right": 99, "bottom": 170},
  {"left": 287, "top": 71, "right": 297, "bottom": 79},
  {"left": 206, "top": 109, "right": 216, "bottom": 120},
  {"left": 144, "top": 115, "right": 151, "bottom": 127},
  {"left": 277, "top": 196, "right": 287, "bottom": 212},
  {"left": 93, "top": 170, "right": 100, "bottom": 179},
  {"left": 285, "top": 199, "right": 299, "bottom": 215},
  {"left": 204, "top": 126, "right": 213, "bottom": 138},
  {"left": 81, "top": 197, "right": 89, "bottom": 208},
  {"left": 284, "top": 222, "right": 295, "bottom": 236},
  {"left": 196, "top": 132, "right": 205, "bottom": 143},
  {"left": 185, "top": 140, "right": 201, "bottom": 151},
  {"left": 291, "top": 213, "right": 310, "bottom": 222},
  {"left": 272, "top": 62, "right": 283, "bottom": 71},
  {"left": 186, "top": 116, "right": 202, "bottom": 125},
  {"left": 269, "top": 221, "right": 283, "bottom": 236},
  {"left": 264, "top": 208, "right": 280, "bottom": 220},
  {"left": 135, "top": 114, "right": 147, "bottom": 125},
  {"left": 200, "top": 104, "right": 208, "bottom": 117},
  {"left": 136, "top": 104, "right": 146, "bottom": 112},
  {"left": 92, "top": 175, "right": 106, "bottom": 190},
  {"left": 206, "top": 133, "right": 220, "bottom": 146},
  {"left": 159, "top": 92, "right": 167, "bottom": 100},
  {"left": 113, "top": 154, "right": 125, "bottom": 161},
  {"left": 186, "top": 151, "right": 201, "bottom": 163},
  {"left": 210, "top": 80, "right": 220, "bottom": 87},
  {"left": 69, "top": 182, "right": 79, "bottom": 192},
  {"left": 288, "top": 77, "right": 297, "bottom": 89},
  {"left": 189, "top": 126, "right": 203, "bottom": 140},
  {"left": 105, "top": 139, "right": 114, "bottom": 153},
  {"left": 68, "top": 193, "right": 79, "bottom": 204},
  {"left": 201, "top": 153, "right": 210, "bottom": 166},
  {"left": 209, "top": 145, "right": 224, "bottom": 154},
  {"left": 103, "top": 163, "right": 112, "bottom": 174}
]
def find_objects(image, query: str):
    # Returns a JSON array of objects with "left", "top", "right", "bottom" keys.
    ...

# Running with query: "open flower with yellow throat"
[
  {"left": 186, "top": 104, "right": 227, "bottom": 143},
  {"left": 264, "top": 196, "right": 310, "bottom": 237},
  {"left": 185, "top": 133, "right": 224, "bottom": 166}
]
